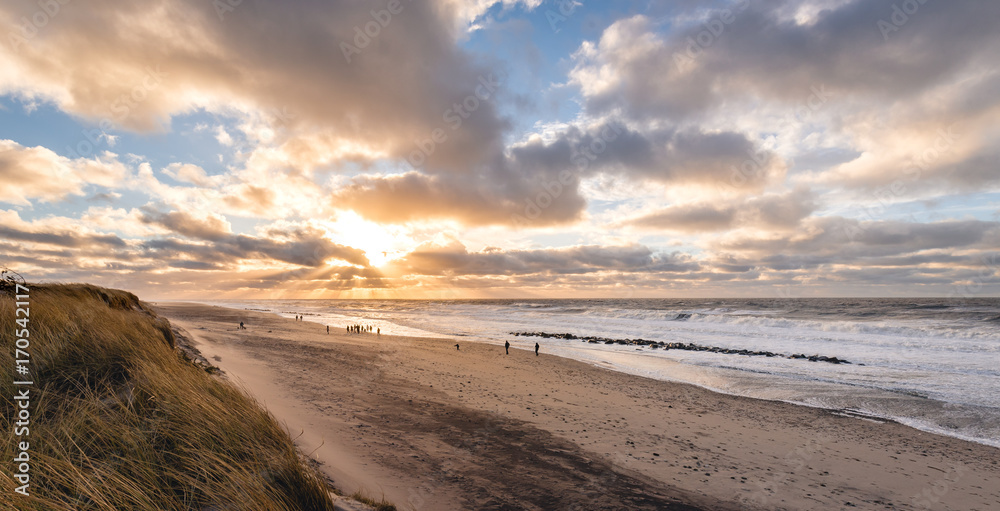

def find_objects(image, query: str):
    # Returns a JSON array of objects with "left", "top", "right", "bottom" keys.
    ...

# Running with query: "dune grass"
[{"left": 0, "top": 284, "right": 340, "bottom": 510}]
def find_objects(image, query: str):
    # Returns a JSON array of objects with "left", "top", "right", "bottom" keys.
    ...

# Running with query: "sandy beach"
[{"left": 155, "top": 303, "right": 1000, "bottom": 511}]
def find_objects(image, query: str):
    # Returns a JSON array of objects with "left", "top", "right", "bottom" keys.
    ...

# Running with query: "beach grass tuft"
[
  {"left": 349, "top": 491, "right": 398, "bottom": 511},
  {"left": 1, "top": 284, "right": 340, "bottom": 510}
]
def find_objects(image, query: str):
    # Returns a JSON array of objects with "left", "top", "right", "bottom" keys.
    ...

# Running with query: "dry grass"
[
  {"left": 349, "top": 491, "right": 398, "bottom": 511},
  {"left": 0, "top": 284, "right": 340, "bottom": 510}
]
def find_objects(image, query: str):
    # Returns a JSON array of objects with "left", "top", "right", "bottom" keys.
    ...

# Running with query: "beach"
[{"left": 156, "top": 303, "right": 1000, "bottom": 511}]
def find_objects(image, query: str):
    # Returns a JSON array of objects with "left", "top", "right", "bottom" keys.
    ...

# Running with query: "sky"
[{"left": 1, "top": 0, "right": 999, "bottom": 299}]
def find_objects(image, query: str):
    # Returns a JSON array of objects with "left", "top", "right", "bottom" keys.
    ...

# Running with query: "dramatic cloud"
[
  {"left": 571, "top": 2, "right": 1000, "bottom": 121},
  {"left": 141, "top": 227, "right": 371, "bottom": 269},
  {"left": 1, "top": 0, "right": 999, "bottom": 297},
  {"left": 386, "top": 241, "right": 699, "bottom": 277},
  {"left": 0, "top": 140, "right": 126, "bottom": 204},
  {"left": 568, "top": 1, "right": 1000, "bottom": 198},
  {"left": 712, "top": 218, "right": 1000, "bottom": 267},
  {"left": 0, "top": 0, "right": 509, "bottom": 171},
  {"left": 138, "top": 207, "right": 232, "bottom": 241},
  {"left": 628, "top": 189, "right": 817, "bottom": 232}
]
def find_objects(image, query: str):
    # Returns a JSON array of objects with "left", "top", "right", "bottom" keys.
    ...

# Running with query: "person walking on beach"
[
  {"left": 377, "top": 327, "right": 380, "bottom": 336},
  {"left": 327, "top": 325, "right": 329, "bottom": 334},
  {"left": 505, "top": 340, "right": 510, "bottom": 355},
  {"left": 455, "top": 343, "right": 460, "bottom": 351},
  {"left": 239, "top": 321, "right": 244, "bottom": 330},
  {"left": 535, "top": 342, "right": 539, "bottom": 356}
]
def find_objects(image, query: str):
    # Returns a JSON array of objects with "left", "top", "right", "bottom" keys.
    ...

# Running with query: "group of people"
[
  {"left": 459, "top": 340, "right": 539, "bottom": 356},
  {"left": 348, "top": 324, "right": 379, "bottom": 335},
  {"left": 515, "top": 340, "right": 539, "bottom": 356}
]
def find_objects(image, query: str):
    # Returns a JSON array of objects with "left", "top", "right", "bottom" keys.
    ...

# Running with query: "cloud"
[
  {"left": 141, "top": 226, "right": 371, "bottom": 269},
  {"left": 0, "top": 210, "right": 126, "bottom": 248},
  {"left": 2, "top": 0, "right": 999, "bottom": 298},
  {"left": 629, "top": 203, "right": 737, "bottom": 232},
  {"left": 711, "top": 218, "right": 999, "bottom": 267},
  {"left": 0, "top": 140, "right": 126, "bottom": 205},
  {"left": 572, "top": 3, "right": 1000, "bottom": 121},
  {"left": 138, "top": 207, "right": 233, "bottom": 241},
  {"left": 0, "top": 0, "right": 510, "bottom": 172},
  {"left": 626, "top": 188, "right": 817, "bottom": 232},
  {"left": 567, "top": 2, "right": 1000, "bottom": 198},
  {"left": 386, "top": 241, "right": 699, "bottom": 277}
]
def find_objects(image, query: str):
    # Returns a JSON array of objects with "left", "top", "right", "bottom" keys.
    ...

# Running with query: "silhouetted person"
[
  {"left": 455, "top": 343, "right": 460, "bottom": 351},
  {"left": 239, "top": 321, "right": 244, "bottom": 330},
  {"left": 535, "top": 343, "right": 539, "bottom": 356},
  {"left": 327, "top": 325, "right": 330, "bottom": 334},
  {"left": 505, "top": 340, "right": 510, "bottom": 355},
  {"left": 377, "top": 327, "right": 380, "bottom": 336}
]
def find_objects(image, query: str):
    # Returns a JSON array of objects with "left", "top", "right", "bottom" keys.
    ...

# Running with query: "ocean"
[{"left": 202, "top": 298, "right": 1000, "bottom": 448}]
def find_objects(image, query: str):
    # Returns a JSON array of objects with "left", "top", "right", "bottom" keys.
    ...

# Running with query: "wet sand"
[{"left": 155, "top": 303, "right": 1000, "bottom": 511}]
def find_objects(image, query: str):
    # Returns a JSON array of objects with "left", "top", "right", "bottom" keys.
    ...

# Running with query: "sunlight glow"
[{"left": 324, "top": 211, "right": 408, "bottom": 267}]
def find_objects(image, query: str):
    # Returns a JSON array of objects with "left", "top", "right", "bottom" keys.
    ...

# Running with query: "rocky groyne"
[{"left": 509, "top": 331, "right": 852, "bottom": 364}]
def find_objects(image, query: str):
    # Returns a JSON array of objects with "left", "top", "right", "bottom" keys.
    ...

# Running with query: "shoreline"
[
  {"left": 156, "top": 302, "right": 1000, "bottom": 510},
  {"left": 192, "top": 300, "right": 1000, "bottom": 450}
]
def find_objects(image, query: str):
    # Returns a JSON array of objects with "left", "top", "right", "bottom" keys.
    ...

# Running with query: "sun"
[{"left": 323, "top": 212, "right": 405, "bottom": 267}]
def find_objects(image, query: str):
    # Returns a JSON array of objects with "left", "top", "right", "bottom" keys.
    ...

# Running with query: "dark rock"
[{"left": 507, "top": 331, "right": 851, "bottom": 364}]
